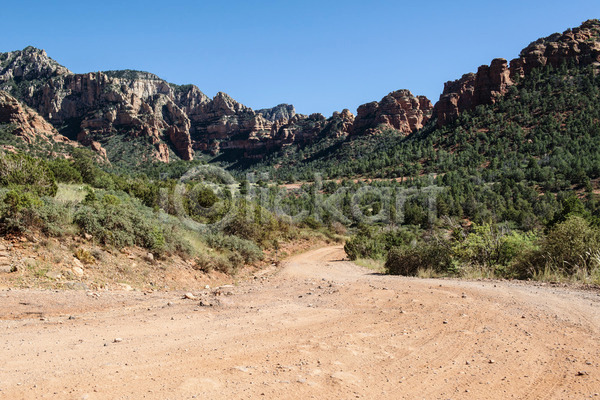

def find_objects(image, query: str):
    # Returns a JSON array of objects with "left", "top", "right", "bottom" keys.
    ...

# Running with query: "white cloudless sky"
[{"left": 1, "top": 0, "right": 598, "bottom": 116}]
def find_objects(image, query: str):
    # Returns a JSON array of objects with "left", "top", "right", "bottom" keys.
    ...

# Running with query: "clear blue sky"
[{"left": 1, "top": 0, "right": 598, "bottom": 116}]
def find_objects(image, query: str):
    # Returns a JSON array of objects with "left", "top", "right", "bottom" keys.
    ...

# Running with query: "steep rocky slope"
[
  {"left": 0, "top": 47, "right": 430, "bottom": 164},
  {"left": 0, "top": 50, "right": 198, "bottom": 163},
  {"left": 2, "top": 19, "right": 597, "bottom": 166},
  {"left": 0, "top": 90, "right": 72, "bottom": 145},
  {"left": 435, "top": 19, "right": 600, "bottom": 125},
  {"left": 0, "top": 90, "right": 80, "bottom": 157}
]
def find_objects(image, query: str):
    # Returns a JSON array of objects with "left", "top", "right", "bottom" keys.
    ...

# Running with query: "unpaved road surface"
[{"left": 1, "top": 246, "right": 600, "bottom": 399}]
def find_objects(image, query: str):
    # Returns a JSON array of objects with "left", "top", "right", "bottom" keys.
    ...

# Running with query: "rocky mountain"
[
  {"left": 0, "top": 46, "right": 70, "bottom": 84},
  {"left": 0, "top": 90, "right": 82, "bottom": 158},
  {"left": 0, "top": 90, "right": 71, "bottom": 145},
  {"left": 0, "top": 47, "right": 431, "bottom": 165},
  {"left": 256, "top": 104, "right": 296, "bottom": 122},
  {"left": 2, "top": 19, "right": 597, "bottom": 166},
  {"left": 352, "top": 90, "right": 433, "bottom": 136},
  {"left": 435, "top": 19, "right": 600, "bottom": 125}
]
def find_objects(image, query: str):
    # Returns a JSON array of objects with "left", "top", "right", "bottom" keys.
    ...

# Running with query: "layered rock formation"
[
  {"left": 0, "top": 48, "right": 197, "bottom": 162},
  {"left": 2, "top": 19, "right": 599, "bottom": 164},
  {"left": 0, "top": 90, "right": 73, "bottom": 146},
  {"left": 435, "top": 59, "right": 512, "bottom": 126},
  {"left": 435, "top": 19, "right": 600, "bottom": 125},
  {"left": 0, "top": 47, "right": 361, "bottom": 162},
  {"left": 0, "top": 46, "right": 436, "bottom": 163},
  {"left": 256, "top": 104, "right": 296, "bottom": 122},
  {"left": 353, "top": 90, "right": 433, "bottom": 135},
  {"left": 511, "top": 19, "right": 600, "bottom": 78}
]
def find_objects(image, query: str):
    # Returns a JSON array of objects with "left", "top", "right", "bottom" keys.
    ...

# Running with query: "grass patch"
[
  {"left": 416, "top": 268, "right": 439, "bottom": 279},
  {"left": 181, "top": 230, "right": 212, "bottom": 256},
  {"left": 55, "top": 184, "right": 87, "bottom": 203},
  {"left": 354, "top": 258, "right": 385, "bottom": 273}
]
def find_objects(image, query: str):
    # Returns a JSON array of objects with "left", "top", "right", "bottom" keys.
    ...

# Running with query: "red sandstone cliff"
[
  {"left": 0, "top": 90, "right": 81, "bottom": 157},
  {"left": 353, "top": 90, "right": 433, "bottom": 136},
  {"left": 435, "top": 19, "right": 600, "bottom": 126}
]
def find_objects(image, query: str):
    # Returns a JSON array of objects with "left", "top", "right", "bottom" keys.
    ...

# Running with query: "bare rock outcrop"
[
  {"left": 154, "top": 142, "right": 170, "bottom": 163},
  {"left": 352, "top": 90, "right": 433, "bottom": 135},
  {"left": 0, "top": 46, "right": 70, "bottom": 82},
  {"left": 89, "top": 141, "right": 108, "bottom": 161},
  {"left": 0, "top": 47, "right": 433, "bottom": 162},
  {"left": 0, "top": 90, "right": 73, "bottom": 145},
  {"left": 435, "top": 19, "right": 600, "bottom": 126},
  {"left": 328, "top": 109, "right": 355, "bottom": 137},
  {"left": 435, "top": 58, "right": 512, "bottom": 126},
  {"left": 511, "top": 19, "right": 600, "bottom": 78},
  {"left": 256, "top": 104, "right": 296, "bottom": 122},
  {"left": 1, "top": 48, "right": 198, "bottom": 162}
]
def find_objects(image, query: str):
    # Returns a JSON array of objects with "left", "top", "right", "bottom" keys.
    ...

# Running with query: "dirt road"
[{"left": 1, "top": 246, "right": 600, "bottom": 399}]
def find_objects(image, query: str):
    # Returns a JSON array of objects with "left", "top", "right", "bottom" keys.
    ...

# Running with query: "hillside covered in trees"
[{"left": 0, "top": 20, "right": 599, "bottom": 285}]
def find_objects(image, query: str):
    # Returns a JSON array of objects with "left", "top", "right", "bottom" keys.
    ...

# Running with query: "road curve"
[{"left": 1, "top": 245, "right": 599, "bottom": 399}]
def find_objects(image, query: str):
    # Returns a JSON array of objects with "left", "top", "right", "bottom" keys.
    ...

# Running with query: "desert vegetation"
[
  {"left": 0, "top": 149, "right": 340, "bottom": 284},
  {"left": 329, "top": 63, "right": 600, "bottom": 283},
  {"left": 1, "top": 36, "right": 600, "bottom": 287}
]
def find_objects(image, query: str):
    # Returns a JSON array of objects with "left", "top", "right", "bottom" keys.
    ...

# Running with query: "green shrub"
[
  {"left": 0, "top": 189, "right": 42, "bottom": 233},
  {"left": 344, "top": 226, "right": 418, "bottom": 261},
  {"left": 101, "top": 194, "right": 121, "bottom": 206},
  {"left": 451, "top": 224, "right": 540, "bottom": 276},
  {"left": 71, "top": 148, "right": 100, "bottom": 185},
  {"left": 301, "top": 216, "right": 322, "bottom": 229},
  {"left": 73, "top": 194, "right": 180, "bottom": 256},
  {"left": 222, "top": 212, "right": 263, "bottom": 242},
  {"left": 385, "top": 247, "right": 421, "bottom": 276},
  {"left": 452, "top": 223, "right": 505, "bottom": 269},
  {"left": 0, "top": 152, "right": 57, "bottom": 197},
  {"left": 500, "top": 231, "right": 542, "bottom": 278},
  {"left": 92, "top": 172, "right": 116, "bottom": 190},
  {"left": 549, "top": 194, "right": 590, "bottom": 227},
  {"left": 384, "top": 243, "right": 453, "bottom": 276},
  {"left": 499, "top": 231, "right": 539, "bottom": 266},
  {"left": 188, "top": 184, "right": 219, "bottom": 208},
  {"left": 541, "top": 215, "right": 600, "bottom": 275},
  {"left": 2, "top": 189, "right": 42, "bottom": 214},
  {"left": 48, "top": 159, "right": 82, "bottom": 183},
  {"left": 204, "top": 233, "right": 264, "bottom": 264},
  {"left": 74, "top": 248, "right": 95, "bottom": 265},
  {"left": 161, "top": 225, "right": 194, "bottom": 258},
  {"left": 193, "top": 252, "right": 235, "bottom": 274},
  {"left": 0, "top": 189, "right": 77, "bottom": 235},
  {"left": 344, "top": 234, "right": 384, "bottom": 261},
  {"left": 509, "top": 245, "right": 545, "bottom": 279},
  {"left": 30, "top": 197, "right": 75, "bottom": 237},
  {"left": 143, "top": 226, "right": 166, "bottom": 255}
]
